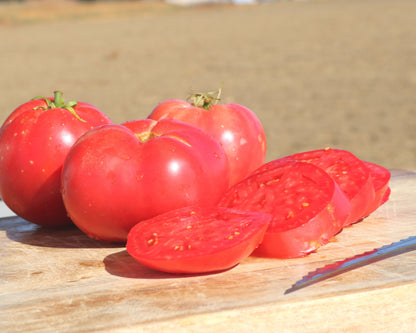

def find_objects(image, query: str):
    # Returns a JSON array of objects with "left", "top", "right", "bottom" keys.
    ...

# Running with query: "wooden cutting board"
[{"left": 1, "top": 169, "right": 416, "bottom": 332}]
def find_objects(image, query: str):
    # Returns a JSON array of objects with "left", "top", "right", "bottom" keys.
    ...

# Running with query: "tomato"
[
  {"left": 380, "top": 187, "right": 391, "bottom": 206},
  {"left": 148, "top": 90, "right": 267, "bottom": 186},
  {"left": 126, "top": 206, "right": 271, "bottom": 274},
  {"left": 219, "top": 161, "right": 351, "bottom": 258},
  {"left": 0, "top": 91, "right": 112, "bottom": 226},
  {"left": 362, "top": 161, "right": 391, "bottom": 215},
  {"left": 257, "top": 148, "right": 375, "bottom": 226},
  {"left": 61, "top": 118, "right": 230, "bottom": 242}
]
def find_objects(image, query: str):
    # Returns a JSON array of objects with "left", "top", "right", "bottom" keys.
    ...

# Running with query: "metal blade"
[{"left": 285, "top": 235, "right": 416, "bottom": 294}]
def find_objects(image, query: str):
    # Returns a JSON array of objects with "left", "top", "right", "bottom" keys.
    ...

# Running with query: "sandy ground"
[{"left": 0, "top": 0, "right": 415, "bottom": 170}]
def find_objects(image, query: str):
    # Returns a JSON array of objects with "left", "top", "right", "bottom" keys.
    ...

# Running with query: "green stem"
[
  {"left": 32, "top": 91, "right": 86, "bottom": 122},
  {"left": 53, "top": 91, "right": 65, "bottom": 108}
]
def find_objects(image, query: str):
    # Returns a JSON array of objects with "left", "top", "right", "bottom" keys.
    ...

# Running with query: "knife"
[{"left": 285, "top": 235, "right": 416, "bottom": 294}]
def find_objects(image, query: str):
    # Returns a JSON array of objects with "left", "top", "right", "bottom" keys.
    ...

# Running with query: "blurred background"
[{"left": 0, "top": 0, "right": 415, "bottom": 170}]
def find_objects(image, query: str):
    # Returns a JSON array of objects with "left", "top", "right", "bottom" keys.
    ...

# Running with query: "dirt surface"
[{"left": 0, "top": 0, "right": 415, "bottom": 170}]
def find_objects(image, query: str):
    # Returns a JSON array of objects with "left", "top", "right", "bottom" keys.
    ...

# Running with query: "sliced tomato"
[
  {"left": 219, "top": 161, "right": 351, "bottom": 258},
  {"left": 258, "top": 148, "right": 375, "bottom": 226},
  {"left": 362, "top": 161, "right": 391, "bottom": 215},
  {"left": 126, "top": 206, "right": 271, "bottom": 274},
  {"left": 380, "top": 187, "right": 391, "bottom": 206}
]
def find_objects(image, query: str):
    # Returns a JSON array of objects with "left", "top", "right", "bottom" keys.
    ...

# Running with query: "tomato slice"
[
  {"left": 259, "top": 148, "right": 375, "bottom": 226},
  {"left": 362, "top": 161, "right": 391, "bottom": 215},
  {"left": 219, "top": 161, "right": 351, "bottom": 258},
  {"left": 126, "top": 206, "right": 271, "bottom": 274},
  {"left": 380, "top": 187, "right": 391, "bottom": 206}
]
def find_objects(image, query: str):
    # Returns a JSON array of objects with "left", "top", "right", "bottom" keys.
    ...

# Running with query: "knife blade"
[{"left": 284, "top": 235, "right": 416, "bottom": 294}]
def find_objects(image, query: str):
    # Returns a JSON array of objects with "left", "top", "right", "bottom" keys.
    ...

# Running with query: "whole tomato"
[
  {"left": 148, "top": 89, "right": 267, "bottom": 186},
  {"left": 0, "top": 91, "right": 112, "bottom": 226},
  {"left": 61, "top": 118, "right": 230, "bottom": 242}
]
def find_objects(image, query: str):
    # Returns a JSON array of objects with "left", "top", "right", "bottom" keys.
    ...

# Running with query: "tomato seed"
[
  {"left": 286, "top": 210, "right": 295, "bottom": 219},
  {"left": 147, "top": 239, "right": 155, "bottom": 245}
]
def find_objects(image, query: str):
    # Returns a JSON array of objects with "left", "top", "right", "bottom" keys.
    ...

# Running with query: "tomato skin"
[
  {"left": 362, "top": 161, "right": 391, "bottom": 215},
  {"left": 149, "top": 99, "right": 267, "bottom": 186},
  {"left": 220, "top": 161, "right": 351, "bottom": 258},
  {"left": 0, "top": 96, "right": 112, "bottom": 226},
  {"left": 380, "top": 187, "right": 391, "bottom": 206},
  {"left": 126, "top": 206, "right": 271, "bottom": 274},
  {"left": 61, "top": 119, "right": 230, "bottom": 242}
]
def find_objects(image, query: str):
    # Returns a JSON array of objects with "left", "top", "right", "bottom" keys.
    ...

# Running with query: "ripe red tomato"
[
  {"left": 61, "top": 118, "right": 230, "bottom": 242},
  {"left": 286, "top": 149, "right": 376, "bottom": 226},
  {"left": 219, "top": 161, "right": 351, "bottom": 258},
  {"left": 126, "top": 206, "right": 271, "bottom": 274},
  {"left": 0, "top": 91, "right": 112, "bottom": 226},
  {"left": 148, "top": 90, "right": 267, "bottom": 186},
  {"left": 362, "top": 161, "right": 391, "bottom": 215},
  {"left": 256, "top": 148, "right": 375, "bottom": 226}
]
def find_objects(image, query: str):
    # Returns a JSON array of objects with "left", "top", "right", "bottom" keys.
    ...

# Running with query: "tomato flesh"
[
  {"left": 219, "top": 161, "right": 351, "bottom": 258},
  {"left": 258, "top": 148, "right": 375, "bottom": 226},
  {"left": 126, "top": 206, "right": 271, "bottom": 274}
]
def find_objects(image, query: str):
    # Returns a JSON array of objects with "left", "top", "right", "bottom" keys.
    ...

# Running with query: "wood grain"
[{"left": 1, "top": 169, "right": 416, "bottom": 332}]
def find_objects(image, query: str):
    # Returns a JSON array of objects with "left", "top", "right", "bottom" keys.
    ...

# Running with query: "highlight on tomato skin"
[
  {"left": 219, "top": 161, "right": 351, "bottom": 259},
  {"left": 126, "top": 206, "right": 272, "bottom": 274}
]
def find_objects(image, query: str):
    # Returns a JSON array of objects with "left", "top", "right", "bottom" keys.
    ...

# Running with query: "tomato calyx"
[
  {"left": 187, "top": 87, "right": 222, "bottom": 110},
  {"left": 32, "top": 91, "right": 86, "bottom": 122}
]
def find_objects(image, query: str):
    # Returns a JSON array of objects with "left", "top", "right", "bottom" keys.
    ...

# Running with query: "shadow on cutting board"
[
  {"left": 104, "top": 249, "right": 232, "bottom": 280},
  {"left": 1, "top": 216, "right": 122, "bottom": 249}
]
